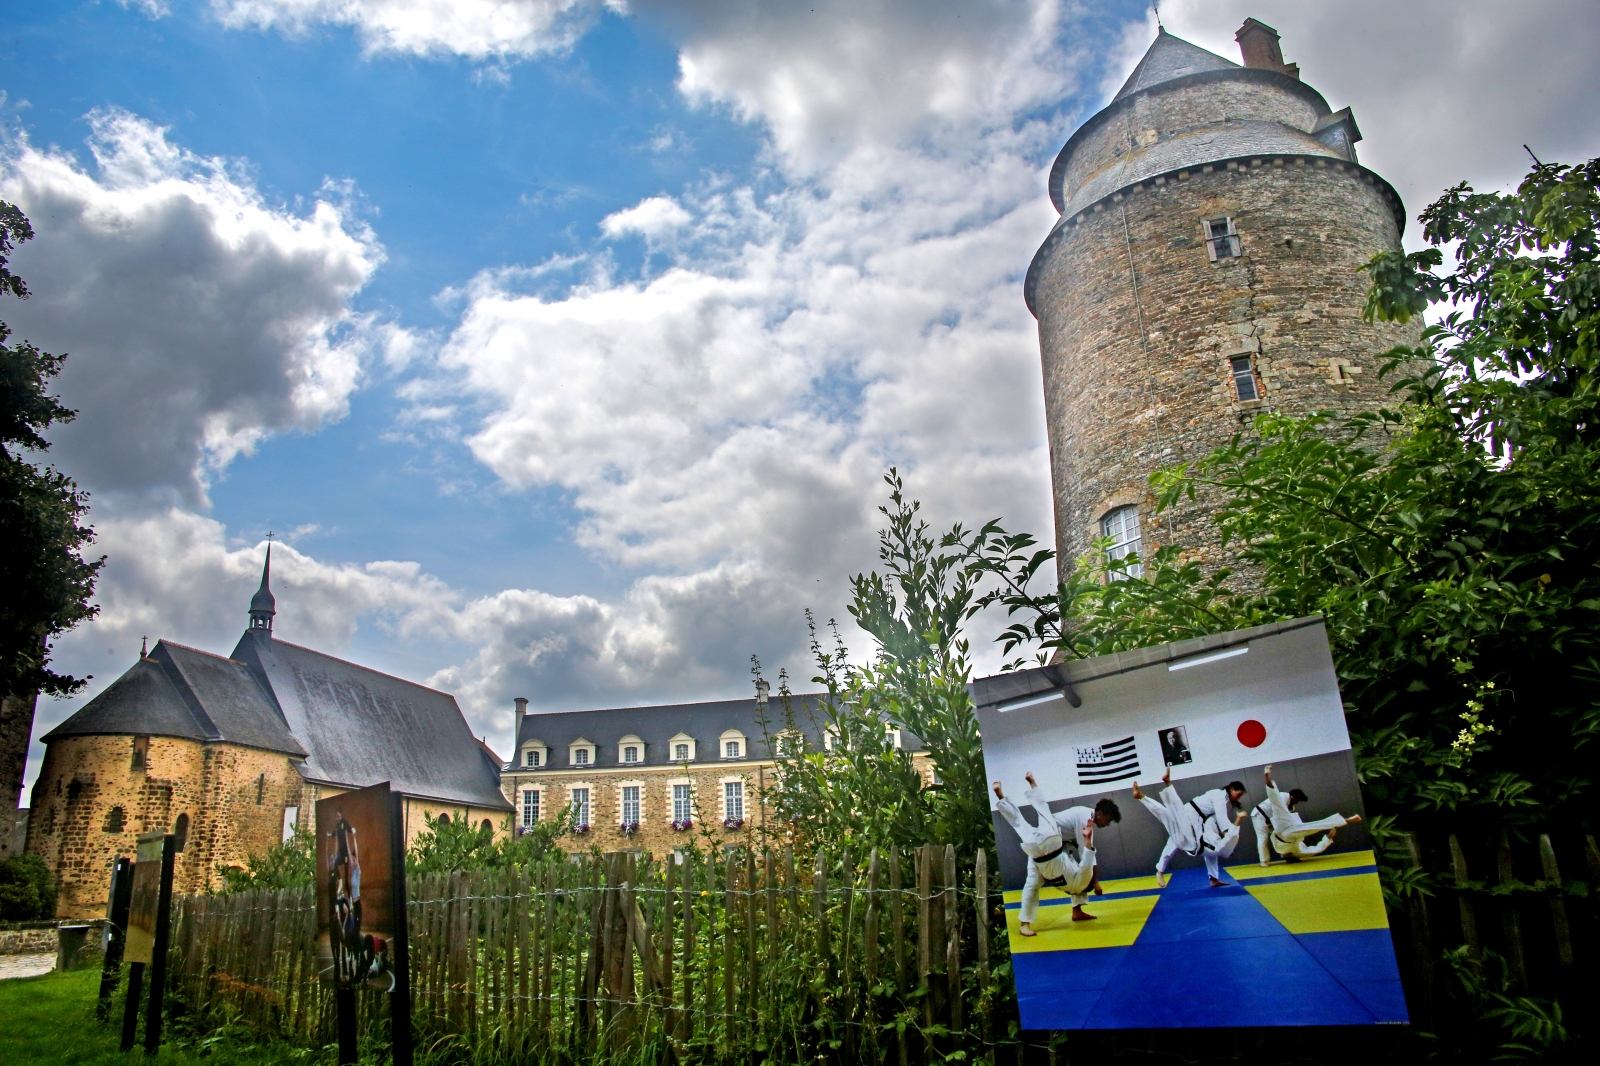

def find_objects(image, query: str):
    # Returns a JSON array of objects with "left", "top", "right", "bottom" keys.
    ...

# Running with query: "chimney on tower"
[
  {"left": 512, "top": 696, "right": 528, "bottom": 764},
  {"left": 1236, "top": 18, "right": 1300, "bottom": 80}
]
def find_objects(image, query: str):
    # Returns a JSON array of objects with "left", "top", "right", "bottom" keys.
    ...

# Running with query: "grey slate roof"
[
  {"left": 1058, "top": 121, "right": 1345, "bottom": 222},
  {"left": 230, "top": 631, "right": 510, "bottom": 810},
  {"left": 1111, "top": 28, "right": 1238, "bottom": 103},
  {"left": 511, "top": 695, "right": 831, "bottom": 770},
  {"left": 46, "top": 642, "right": 305, "bottom": 757}
]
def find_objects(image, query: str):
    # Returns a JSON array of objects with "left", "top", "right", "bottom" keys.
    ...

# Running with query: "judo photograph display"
[{"left": 971, "top": 618, "right": 1406, "bottom": 1030}]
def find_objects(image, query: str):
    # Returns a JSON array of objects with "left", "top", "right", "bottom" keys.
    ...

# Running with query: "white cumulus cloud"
[
  {"left": 0, "top": 109, "right": 390, "bottom": 503},
  {"left": 599, "top": 195, "right": 692, "bottom": 240},
  {"left": 211, "top": 0, "right": 618, "bottom": 61}
]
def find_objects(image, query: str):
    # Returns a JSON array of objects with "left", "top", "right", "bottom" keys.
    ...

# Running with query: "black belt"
[
  {"left": 1190, "top": 800, "right": 1216, "bottom": 851},
  {"left": 1035, "top": 843, "right": 1065, "bottom": 864}
]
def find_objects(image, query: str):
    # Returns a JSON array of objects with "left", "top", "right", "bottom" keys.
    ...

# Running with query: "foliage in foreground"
[
  {"left": 0, "top": 850, "right": 56, "bottom": 919},
  {"left": 217, "top": 806, "right": 578, "bottom": 893}
]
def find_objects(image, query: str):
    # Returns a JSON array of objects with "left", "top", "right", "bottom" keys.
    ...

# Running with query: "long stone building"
[
  {"left": 499, "top": 694, "right": 927, "bottom": 858},
  {"left": 1028, "top": 19, "right": 1421, "bottom": 573},
  {"left": 26, "top": 550, "right": 511, "bottom": 917}
]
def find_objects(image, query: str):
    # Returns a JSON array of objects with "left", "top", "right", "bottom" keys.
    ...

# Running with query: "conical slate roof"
[
  {"left": 1111, "top": 27, "right": 1238, "bottom": 103},
  {"left": 249, "top": 545, "right": 275, "bottom": 618}
]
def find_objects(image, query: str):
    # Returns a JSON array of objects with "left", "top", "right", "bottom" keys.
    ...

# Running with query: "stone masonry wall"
[
  {"left": 1060, "top": 76, "right": 1325, "bottom": 199},
  {"left": 1033, "top": 159, "right": 1421, "bottom": 572},
  {"left": 502, "top": 762, "right": 778, "bottom": 857},
  {"left": 25, "top": 734, "right": 306, "bottom": 917}
]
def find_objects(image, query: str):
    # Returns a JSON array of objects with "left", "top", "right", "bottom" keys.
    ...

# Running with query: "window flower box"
[
  {"left": 620, "top": 822, "right": 638, "bottom": 837},
  {"left": 723, "top": 818, "right": 745, "bottom": 830},
  {"left": 573, "top": 823, "right": 590, "bottom": 835},
  {"left": 671, "top": 819, "right": 694, "bottom": 832}
]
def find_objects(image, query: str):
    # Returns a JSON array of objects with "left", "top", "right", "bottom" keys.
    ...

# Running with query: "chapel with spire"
[{"left": 24, "top": 546, "right": 511, "bottom": 918}]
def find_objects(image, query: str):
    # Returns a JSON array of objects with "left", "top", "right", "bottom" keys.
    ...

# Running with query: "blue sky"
[{"left": 4, "top": 0, "right": 1598, "bottom": 794}]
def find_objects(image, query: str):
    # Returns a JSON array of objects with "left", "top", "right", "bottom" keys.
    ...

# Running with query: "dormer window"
[
  {"left": 525, "top": 749, "right": 541, "bottom": 768},
  {"left": 720, "top": 730, "right": 746, "bottom": 759},
  {"left": 618, "top": 735, "right": 644, "bottom": 765},
  {"left": 669, "top": 733, "right": 696, "bottom": 762},
  {"left": 574, "top": 748, "right": 589, "bottom": 765},
  {"left": 1204, "top": 217, "right": 1240, "bottom": 260},
  {"left": 569, "top": 738, "right": 596, "bottom": 767}
]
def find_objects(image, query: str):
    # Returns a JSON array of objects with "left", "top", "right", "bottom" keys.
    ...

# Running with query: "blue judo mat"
[{"left": 1011, "top": 866, "right": 1409, "bottom": 1029}]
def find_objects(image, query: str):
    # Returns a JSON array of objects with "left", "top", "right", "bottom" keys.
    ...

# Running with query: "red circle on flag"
[{"left": 1237, "top": 720, "right": 1267, "bottom": 748}]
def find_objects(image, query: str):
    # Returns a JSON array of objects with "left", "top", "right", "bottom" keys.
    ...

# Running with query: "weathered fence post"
[
  {"left": 976, "top": 848, "right": 992, "bottom": 1065},
  {"left": 1447, "top": 834, "right": 1480, "bottom": 960},
  {"left": 1537, "top": 834, "right": 1573, "bottom": 968},
  {"left": 1497, "top": 833, "right": 1529, "bottom": 989},
  {"left": 1400, "top": 832, "right": 1434, "bottom": 1027}
]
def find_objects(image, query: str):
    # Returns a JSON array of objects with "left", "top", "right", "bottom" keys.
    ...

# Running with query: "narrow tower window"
[
  {"left": 103, "top": 806, "right": 125, "bottom": 833},
  {"left": 1204, "top": 217, "right": 1240, "bottom": 260},
  {"left": 1100, "top": 506, "right": 1143, "bottom": 580},
  {"left": 1230, "top": 355, "right": 1260, "bottom": 401}
]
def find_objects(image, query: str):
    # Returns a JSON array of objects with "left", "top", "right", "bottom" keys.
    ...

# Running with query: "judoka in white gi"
[
  {"left": 1129, "top": 767, "right": 1204, "bottom": 888},
  {"left": 992, "top": 774, "right": 1121, "bottom": 934},
  {"left": 1250, "top": 764, "right": 1362, "bottom": 865},
  {"left": 1187, "top": 781, "right": 1249, "bottom": 886}
]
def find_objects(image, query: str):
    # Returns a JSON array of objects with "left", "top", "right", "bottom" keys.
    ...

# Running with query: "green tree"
[
  {"left": 0, "top": 201, "right": 102, "bottom": 700},
  {"left": 0, "top": 851, "right": 56, "bottom": 919},
  {"left": 215, "top": 827, "right": 316, "bottom": 894},
  {"left": 759, "top": 471, "right": 992, "bottom": 861}
]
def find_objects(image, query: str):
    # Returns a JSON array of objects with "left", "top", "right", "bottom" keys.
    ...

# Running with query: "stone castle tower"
[{"left": 1026, "top": 19, "right": 1420, "bottom": 573}]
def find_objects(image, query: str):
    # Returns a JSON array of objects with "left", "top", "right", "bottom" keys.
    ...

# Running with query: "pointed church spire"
[{"left": 249, "top": 538, "right": 276, "bottom": 633}]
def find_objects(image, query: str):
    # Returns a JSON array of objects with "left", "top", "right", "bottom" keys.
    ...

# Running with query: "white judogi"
[
  {"left": 1136, "top": 785, "right": 1204, "bottom": 874},
  {"left": 996, "top": 787, "right": 1097, "bottom": 923},
  {"left": 1251, "top": 785, "right": 1348, "bottom": 865},
  {"left": 1189, "top": 787, "right": 1243, "bottom": 881}
]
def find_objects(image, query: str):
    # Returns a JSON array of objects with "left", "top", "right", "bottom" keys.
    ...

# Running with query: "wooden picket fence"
[
  {"left": 158, "top": 832, "right": 1600, "bottom": 1062},
  {"left": 166, "top": 844, "right": 1003, "bottom": 1064}
]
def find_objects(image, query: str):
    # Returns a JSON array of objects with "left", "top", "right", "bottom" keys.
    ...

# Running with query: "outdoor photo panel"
[
  {"left": 315, "top": 782, "right": 400, "bottom": 992},
  {"left": 973, "top": 618, "right": 1406, "bottom": 1030},
  {"left": 122, "top": 832, "right": 167, "bottom": 965}
]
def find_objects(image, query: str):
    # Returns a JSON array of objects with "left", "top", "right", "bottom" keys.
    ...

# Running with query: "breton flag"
[{"left": 1075, "top": 736, "right": 1140, "bottom": 785}]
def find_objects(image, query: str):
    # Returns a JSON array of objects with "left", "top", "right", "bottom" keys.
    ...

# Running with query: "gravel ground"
[{"left": 0, "top": 953, "right": 55, "bottom": 980}]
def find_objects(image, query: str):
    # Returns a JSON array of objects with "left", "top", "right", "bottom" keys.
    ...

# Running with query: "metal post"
[
  {"left": 99, "top": 856, "right": 134, "bottom": 1015},
  {"left": 390, "top": 789, "right": 414, "bottom": 1066}
]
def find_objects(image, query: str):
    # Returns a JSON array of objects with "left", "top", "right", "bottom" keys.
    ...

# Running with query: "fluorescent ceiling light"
[
  {"left": 996, "top": 690, "right": 1067, "bottom": 712},
  {"left": 1167, "top": 645, "right": 1249, "bottom": 671}
]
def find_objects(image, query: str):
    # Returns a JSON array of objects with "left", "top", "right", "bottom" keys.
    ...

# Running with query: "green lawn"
[{"left": 0, "top": 967, "right": 319, "bottom": 1065}]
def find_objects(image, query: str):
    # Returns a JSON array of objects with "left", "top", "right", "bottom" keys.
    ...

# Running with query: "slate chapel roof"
[{"left": 45, "top": 553, "right": 510, "bottom": 812}]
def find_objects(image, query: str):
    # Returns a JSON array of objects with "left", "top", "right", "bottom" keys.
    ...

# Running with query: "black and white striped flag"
[{"left": 1075, "top": 736, "right": 1140, "bottom": 785}]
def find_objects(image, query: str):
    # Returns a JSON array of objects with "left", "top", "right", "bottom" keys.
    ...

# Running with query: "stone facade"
[
  {"left": 1029, "top": 25, "right": 1423, "bottom": 573},
  {"left": 502, "top": 759, "right": 780, "bottom": 857},
  {"left": 25, "top": 731, "right": 508, "bottom": 918},
  {"left": 25, "top": 734, "right": 305, "bottom": 917}
]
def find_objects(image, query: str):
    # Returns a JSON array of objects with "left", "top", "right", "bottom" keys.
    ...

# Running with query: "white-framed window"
[
  {"left": 621, "top": 785, "right": 641, "bottom": 825},
  {"left": 720, "top": 729, "right": 746, "bottom": 759},
  {"left": 1204, "top": 216, "right": 1240, "bottom": 260},
  {"left": 618, "top": 734, "right": 643, "bottom": 764},
  {"left": 569, "top": 738, "right": 595, "bottom": 766},
  {"left": 1230, "top": 354, "right": 1260, "bottom": 401},
  {"left": 823, "top": 726, "right": 841, "bottom": 753},
  {"left": 886, "top": 724, "right": 904, "bottom": 750},
  {"left": 570, "top": 788, "right": 590, "bottom": 826},
  {"left": 672, "top": 783, "right": 693, "bottom": 823},
  {"left": 723, "top": 780, "right": 745, "bottom": 822},
  {"left": 521, "top": 789, "right": 540, "bottom": 827},
  {"left": 523, "top": 748, "right": 542, "bottom": 768},
  {"left": 282, "top": 806, "right": 299, "bottom": 842},
  {"left": 1101, "top": 505, "right": 1143, "bottom": 580},
  {"left": 669, "top": 732, "right": 696, "bottom": 762},
  {"left": 574, "top": 748, "right": 589, "bottom": 765}
]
